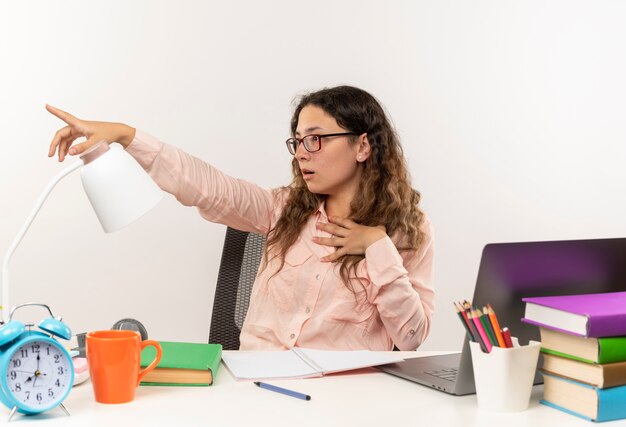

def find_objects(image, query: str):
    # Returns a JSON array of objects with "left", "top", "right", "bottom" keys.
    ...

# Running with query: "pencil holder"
[{"left": 469, "top": 337, "right": 541, "bottom": 412}]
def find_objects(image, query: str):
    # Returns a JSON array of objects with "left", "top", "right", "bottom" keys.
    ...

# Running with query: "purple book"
[{"left": 522, "top": 291, "right": 626, "bottom": 338}]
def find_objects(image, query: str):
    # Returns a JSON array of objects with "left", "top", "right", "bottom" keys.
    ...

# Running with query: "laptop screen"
[{"left": 471, "top": 237, "right": 626, "bottom": 345}]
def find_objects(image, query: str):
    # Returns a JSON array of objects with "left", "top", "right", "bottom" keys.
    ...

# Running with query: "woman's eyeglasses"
[{"left": 285, "top": 133, "right": 357, "bottom": 155}]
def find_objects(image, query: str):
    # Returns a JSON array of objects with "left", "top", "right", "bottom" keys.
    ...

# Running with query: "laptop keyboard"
[{"left": 424, "top": 367, "right": 458, "bottom": 382}]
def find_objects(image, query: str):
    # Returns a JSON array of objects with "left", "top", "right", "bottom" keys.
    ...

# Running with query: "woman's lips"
[{"left": 301, "top": 168, "right": 315, "bottom": 180}]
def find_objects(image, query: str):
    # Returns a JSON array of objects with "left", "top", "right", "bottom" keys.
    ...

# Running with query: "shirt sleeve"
[
  {"left": 124, "top": 130, "right": 283, "bottom": 234},
  {"left": 363, "top": 215, "right": 435, "bottom": 350}
]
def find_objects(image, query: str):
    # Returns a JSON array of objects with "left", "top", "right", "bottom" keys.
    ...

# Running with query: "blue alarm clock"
[{"left": 0, "top": 303, "right": 74, "bottom": 421}]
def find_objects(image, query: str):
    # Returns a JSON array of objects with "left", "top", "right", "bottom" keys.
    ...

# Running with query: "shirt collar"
[{"left": 315, "top": 200, "right": 329, "bottom": 222}]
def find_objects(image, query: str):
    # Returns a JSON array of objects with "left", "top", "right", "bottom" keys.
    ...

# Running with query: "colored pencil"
[
  {"left": 468, "top": 318, "right": 488, "bottom": 352},
  {"left": 476, "top": 308, "right": 497, "bottom": 347},
  {"left": 501, "top": 327, "right": 514, "bottom": 348},
  {"left": 466, "top": 310, "right": 488, "bottom": 352},
  {"left": 486, "top": 304, "right": 506, "bottom": 348},
  {"left": 454, "top": 302, "right": 474, "bottom": 341},
  {"left": 458, "top": 303, "right": 489, "bottom": 352},
  {"left": 454, "top": 302, "right": 475, "bottom": 341},
  {"left": 470, "top": 309, "right": 492, "bottom": 353}
]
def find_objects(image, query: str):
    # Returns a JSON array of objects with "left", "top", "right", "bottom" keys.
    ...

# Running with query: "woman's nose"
[{"left": 295, "top": 141, "right": 310, "bottom": 160}]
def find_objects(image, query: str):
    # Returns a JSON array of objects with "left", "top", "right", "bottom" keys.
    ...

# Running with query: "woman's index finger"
[{"left": 45, "top": 104, "right": 78, "bottom": 125}]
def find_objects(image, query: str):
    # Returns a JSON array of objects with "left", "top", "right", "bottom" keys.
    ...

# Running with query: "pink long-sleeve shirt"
[{"left": 126, "top": 130, "right": 435, "bottom": 350}]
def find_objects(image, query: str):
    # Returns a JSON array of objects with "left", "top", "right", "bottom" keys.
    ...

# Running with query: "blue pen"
[{"left": 254, "top": 382, "right": 311, "bottom": 401}]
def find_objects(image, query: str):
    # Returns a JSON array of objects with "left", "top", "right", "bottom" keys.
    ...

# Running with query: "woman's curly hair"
[{"left": 265, "top": 85, "right": 425, "bottom": 293}]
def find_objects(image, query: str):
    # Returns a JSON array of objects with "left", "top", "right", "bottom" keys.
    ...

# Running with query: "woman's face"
[{"left": 294, "top": 105, "right": 363, "bottom": 198}]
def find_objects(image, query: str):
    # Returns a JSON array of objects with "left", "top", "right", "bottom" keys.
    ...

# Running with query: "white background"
[{"left": 1, "top": 0, "right": 625, "bottom": 350}]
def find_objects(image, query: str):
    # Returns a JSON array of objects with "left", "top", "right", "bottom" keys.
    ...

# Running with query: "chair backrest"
[{"left": 209, "top": 227, "right": 266, "bottom": 350}]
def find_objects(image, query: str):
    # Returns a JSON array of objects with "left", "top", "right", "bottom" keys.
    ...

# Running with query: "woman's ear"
[{"left": 356, "top": 133, "right": 371, "bottom": 163}]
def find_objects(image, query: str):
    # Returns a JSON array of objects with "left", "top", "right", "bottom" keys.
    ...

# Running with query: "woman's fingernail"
[{"left": 69, "top": 148, "right": 76, "bottom": 155}]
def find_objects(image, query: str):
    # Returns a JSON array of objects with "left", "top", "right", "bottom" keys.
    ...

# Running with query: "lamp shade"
[{"left": 80, "top": 142, "right": 163, "bottom": 233}]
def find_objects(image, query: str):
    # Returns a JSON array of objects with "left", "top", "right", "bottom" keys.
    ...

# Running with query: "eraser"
[
  {"left": 72, "top": 357, "right": 90, "bottom": 386},
  {"left": 72, "top": 357, "right": 89, "bottom": 373}
]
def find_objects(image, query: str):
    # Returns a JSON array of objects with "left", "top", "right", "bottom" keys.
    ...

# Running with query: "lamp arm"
[{"left": 1, "top": 160, "right": 83, "bottom": 322}]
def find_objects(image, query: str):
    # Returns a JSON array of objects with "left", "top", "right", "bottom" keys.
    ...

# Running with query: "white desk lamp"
[{"left": 1, "top": 141, "right": 163, "bottom": 322}]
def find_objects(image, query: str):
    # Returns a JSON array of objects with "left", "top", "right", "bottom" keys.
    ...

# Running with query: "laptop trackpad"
[{"left": 379, "top": 353, "right": 461, "bottom": 378}]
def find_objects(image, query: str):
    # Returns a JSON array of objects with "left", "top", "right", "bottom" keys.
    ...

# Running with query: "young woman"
[{"left": 47, "top": 85, "right": 434, "bottom": 351}]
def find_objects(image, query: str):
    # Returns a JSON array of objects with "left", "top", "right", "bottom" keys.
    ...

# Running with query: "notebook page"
[
  {"left": 221, "top": 350, "right": 320, "bottom": 380},
  {"left": 297, "top": 348, "right": 405, "bottom": 374}
]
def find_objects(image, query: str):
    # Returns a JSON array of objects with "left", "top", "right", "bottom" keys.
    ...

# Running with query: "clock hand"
[
  {"left": 32, "top": 373, "right": 47, "bottom": 387},
  {"left": 33, "top": 354, "right": 41, "bottom": 386},
  {"left": 13, "top": 370, "right": 37, "bottom": 383}
]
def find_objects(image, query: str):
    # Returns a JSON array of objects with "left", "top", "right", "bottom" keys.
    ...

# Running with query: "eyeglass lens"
[{"left": 287, "top": 135, "right": 321, "bottom": 155}]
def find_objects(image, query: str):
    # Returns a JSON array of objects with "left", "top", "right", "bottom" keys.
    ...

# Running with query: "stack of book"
[{"left": 522, "top": 291, "right": 626, "bottom": 422}]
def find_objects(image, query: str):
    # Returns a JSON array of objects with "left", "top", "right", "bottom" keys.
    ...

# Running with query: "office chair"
[{"left": 208, "top": 227, "right": 266, "bottom": 350}]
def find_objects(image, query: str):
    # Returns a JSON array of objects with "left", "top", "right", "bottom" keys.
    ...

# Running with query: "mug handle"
[{"left": 137, "top": 340, "right": 163, "bottom": 385}]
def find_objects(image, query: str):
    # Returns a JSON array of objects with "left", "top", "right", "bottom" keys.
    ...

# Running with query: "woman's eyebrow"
[{"left": 295, "top": 126, "right": 324, "bottom": 137}]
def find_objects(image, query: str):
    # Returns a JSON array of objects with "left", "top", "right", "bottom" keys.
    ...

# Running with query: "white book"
[{"left": 222, "top": 347, "right": 406, "bottom": 381}]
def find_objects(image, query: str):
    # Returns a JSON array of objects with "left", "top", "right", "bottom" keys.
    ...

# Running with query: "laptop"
[{"left": 378, "top": 237, "right": 626, "bottom": 395}]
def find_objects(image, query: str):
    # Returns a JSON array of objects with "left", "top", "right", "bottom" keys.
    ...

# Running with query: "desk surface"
[{"left": 8, "top": 351, "right": 625, "bottom": 427}]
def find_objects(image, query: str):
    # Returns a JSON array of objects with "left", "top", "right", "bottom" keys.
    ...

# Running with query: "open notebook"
[{"left": 222, "top": 348, "right": 405, "bottom": 381}]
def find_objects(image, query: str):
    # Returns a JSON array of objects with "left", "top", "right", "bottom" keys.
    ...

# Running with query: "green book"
[
  {"left": 139, "top": 341, "right": 222, "bottom": 386},
  {"left": 539, "top": 327, "right": 626, "bottom": 364}
]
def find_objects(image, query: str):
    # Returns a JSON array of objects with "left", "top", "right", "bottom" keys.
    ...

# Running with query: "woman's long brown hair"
[{"left": 265, "top": 86, "right": 425, "bottom": 293}]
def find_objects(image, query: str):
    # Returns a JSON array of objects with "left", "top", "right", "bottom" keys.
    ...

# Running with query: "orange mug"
[{"left": 86, "top": 330, "right": 162, "bottom": 404}]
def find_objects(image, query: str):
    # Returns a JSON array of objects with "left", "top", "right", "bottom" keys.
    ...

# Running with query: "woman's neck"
[
  {"left": 322, "top": 170, "right": 361, "bottom": 219},
  {"left": 324, "top": 194, "right": 352, "bottom": 219}
]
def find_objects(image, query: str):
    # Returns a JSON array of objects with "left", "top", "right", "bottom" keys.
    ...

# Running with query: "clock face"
[{"left": 5, "top": 339, "right": 72, "bottom": 409}]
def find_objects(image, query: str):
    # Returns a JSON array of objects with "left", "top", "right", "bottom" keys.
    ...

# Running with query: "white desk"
[{"left": 8, "top": 351, "right": 624, "bottom": 426}]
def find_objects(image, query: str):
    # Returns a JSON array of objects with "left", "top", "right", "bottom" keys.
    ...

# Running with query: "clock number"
[
  {"left": 31, "top": 344, "right": 40, "bottom": 353},
  {"left": 20, "top": 349, "right": 29, "bottom": 358},
  {"left": 25, "top": 391, "right": 30, "bottom": 400},
  {"left": 12, "top": 359, "right": 21, "bottom": 368},
  {"left": 36, "top": 393, "right": 42, "bottom": 402},
  {"left": 10, "top": 371, "right": 17, "bottom": 380},
  {"left": 15, "top": 383, "right": 21, "bottom": 392},
  {"left": 55, "top": 379, "right": 61, "bottom": 387},
  {"left": 54, "top": 354, "right": 61, "bottom": 363},
  {"left": 46, "top": 347, "right": 50, "bottom": 356},
  {"left": 48, "top": 388, "right": 54, "bottom": 397},
  {"left": 57, "top": 366, "right": 64, "bottom": 375}
]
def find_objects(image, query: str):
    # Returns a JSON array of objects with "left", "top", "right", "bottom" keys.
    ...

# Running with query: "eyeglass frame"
[{"left": 285, "top": 132, "right": 359, "bottom": 155}]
